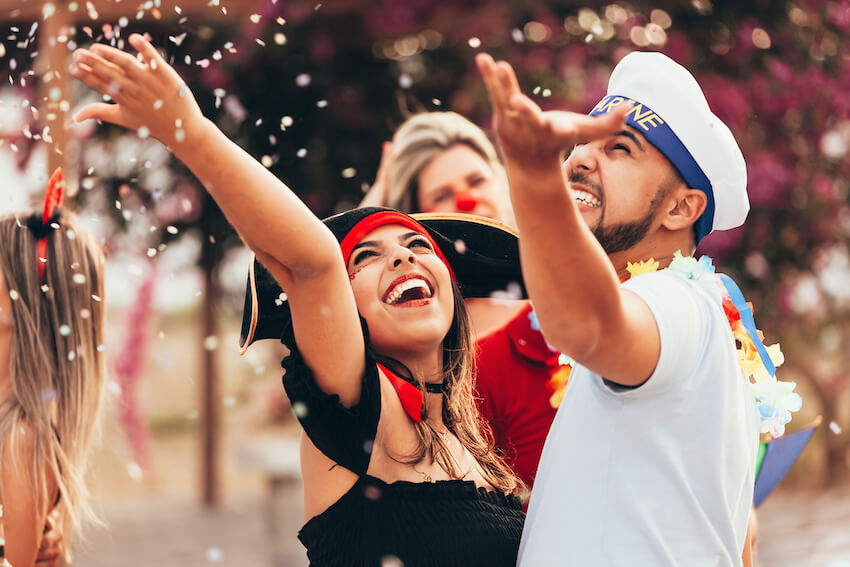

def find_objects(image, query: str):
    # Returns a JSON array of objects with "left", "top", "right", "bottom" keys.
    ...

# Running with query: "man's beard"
[{"left": 592, "top": 187, "right": 667, "bottom": 255}]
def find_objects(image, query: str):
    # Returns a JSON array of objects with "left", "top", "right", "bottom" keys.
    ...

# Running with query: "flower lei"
[{"left": 541, "top": 251, "right": 802, "bottom": 438}]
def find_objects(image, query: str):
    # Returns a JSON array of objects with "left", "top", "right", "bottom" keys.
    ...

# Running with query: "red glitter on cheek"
[{"left": 348, "top": 267, "right": 363, "bottom": 281}]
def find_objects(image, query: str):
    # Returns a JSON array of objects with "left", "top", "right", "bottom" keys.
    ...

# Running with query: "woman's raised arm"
[{"left": 71, "top": 34, "right": 366, "bottom": 405}]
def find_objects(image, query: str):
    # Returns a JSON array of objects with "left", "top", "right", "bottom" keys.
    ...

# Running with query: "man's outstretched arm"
[{"left": 476, "top": 54, "right": 660, "bottom": 386}]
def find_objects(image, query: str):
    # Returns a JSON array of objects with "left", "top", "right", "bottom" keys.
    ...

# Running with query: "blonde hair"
[
  {"left": 386, "top": 112, "right": 514, "bottom": 224},
  {"left": 0, "top": 211, "right": 106, "bottom": 545},
  {"left": 379, "top": 282, "right": 521, "bottom": 494}
]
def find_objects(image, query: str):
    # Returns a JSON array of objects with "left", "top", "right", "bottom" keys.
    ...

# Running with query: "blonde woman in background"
[
  {"left": 361, "top": 112, "right": 560, "bottom": 493},
  {"left": 0, "top": 172, "right": 106, "bottom": 566}
]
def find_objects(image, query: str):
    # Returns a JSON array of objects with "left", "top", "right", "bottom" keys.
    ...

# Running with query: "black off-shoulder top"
[{"left": 281, "top": 320, "right": 524, "bottom": 567}]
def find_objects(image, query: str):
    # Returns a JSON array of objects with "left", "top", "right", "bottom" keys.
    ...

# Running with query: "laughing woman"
[{"left": 71, "top": 34, "right": 524, "bottom": 566}]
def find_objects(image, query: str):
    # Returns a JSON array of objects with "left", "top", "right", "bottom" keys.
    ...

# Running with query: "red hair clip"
[{"left": 37, "top": 167, "right": 65, "bottom": 285}]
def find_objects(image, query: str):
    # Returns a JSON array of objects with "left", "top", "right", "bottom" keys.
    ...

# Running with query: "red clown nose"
[{"left": 454, "top": 188, "right": 479, "bottom": 212}]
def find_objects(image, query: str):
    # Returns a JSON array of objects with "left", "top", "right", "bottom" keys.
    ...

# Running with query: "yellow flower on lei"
[
  {"left": 546, "top": 364, "right": 572, "bottom": 408},
  {"left": 625, "top": 258, "right": 660, "bottom": 278}
]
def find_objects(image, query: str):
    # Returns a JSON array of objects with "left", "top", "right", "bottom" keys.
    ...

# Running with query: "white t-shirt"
[{"left": 517, "top": 270, "right": 760, "bottom": 567}]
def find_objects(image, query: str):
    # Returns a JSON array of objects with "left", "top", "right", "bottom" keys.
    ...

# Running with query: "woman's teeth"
[{"left": 385, "top": 279, "right": 431, "bottom": 305}]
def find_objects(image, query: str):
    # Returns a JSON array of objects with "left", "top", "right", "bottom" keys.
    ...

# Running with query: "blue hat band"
[{"left": 589, "top": 95, "right": 715, "bottom": 243}]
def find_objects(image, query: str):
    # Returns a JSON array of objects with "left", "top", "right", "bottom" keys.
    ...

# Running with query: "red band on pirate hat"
[{"left": 338, "top": 211, "right": 456, "bottom": 281}]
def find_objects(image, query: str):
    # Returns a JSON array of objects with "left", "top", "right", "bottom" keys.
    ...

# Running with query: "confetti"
[
  {"left": 296, "top": 148, "right": 307, "bottom": 158},
  {"left": 316, "top": 99, "right": 328, "bottom": 108},
  {"left": 59, "top": 324, "right": 71, "bottom": 336},
  {"left": 72, "top": 273, "right": 86, "bottom": 284},
  {"left": 398, "top": 74, "right": 412, "bottom": 88},
  {"left": 205, "top": 547, "right": 224, "bottom": 563},
  {"left": 169, "top": 32, "right": 187, "bottom": 46},
  {"left": 341, "top": 168, "right": 356, "bottom": 178},
  {"left": 166, "top": 225, "right": 179, "bottom": 235},
  {"left": 80, "top": 308, "right": 90, "bottom": 319},
  {"left": 292, "top": 401, "right": 308, "bottom": 418},
  {"left": 127, "top": 462, "right": 144, "bottom": 481},
  {"left": 364, "top": 486, "right": 382, "bottom": 500},
  {"left": 295, "top": 73, "right": 311, "bottom": 87},
  {"left": 9, "top": 290, "right": 19, "bottom": 301},
  {"left": 274, "top": 33, "right": 287, "bottom": 45},
  {"left": 203, "top": 335, "right": 219, "bottom": 351},
  {"left": 467, "top": 37, "right": 481, "bottom": 48},
  {"left": 249, "top": 14, "right": 261, "bottom": 23},
  {"left": 829, "top": 421, "right": 842, "bottom": 435},
  {"left": 454, "top": 239, "right": 466, "bottom": 254}
]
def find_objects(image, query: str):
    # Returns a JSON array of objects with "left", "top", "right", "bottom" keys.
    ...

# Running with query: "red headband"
[
  {"left": 38, "top": 168, "right": 65, "bottom": 285},
  {"left": 338, "top": 211, "right": 456, "bottom": 281}
]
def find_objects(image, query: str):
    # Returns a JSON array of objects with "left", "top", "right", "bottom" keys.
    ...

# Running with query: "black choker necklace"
[{"left": 424, "top": 382, "right": 445, "bottom": 394}]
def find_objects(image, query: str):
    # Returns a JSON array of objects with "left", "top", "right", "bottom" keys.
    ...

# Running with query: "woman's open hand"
[{"left": 71, "top": 33, "right": 205, "bottom": 149}]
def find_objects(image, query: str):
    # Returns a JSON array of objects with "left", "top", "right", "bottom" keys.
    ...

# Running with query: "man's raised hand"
[{"left": 475, "top": 53, "right": 629, "bottom": 169}]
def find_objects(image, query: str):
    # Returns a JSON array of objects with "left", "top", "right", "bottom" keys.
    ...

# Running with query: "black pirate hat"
[{"left": 239, "top": 207, "right": 526, "bottom": 351}]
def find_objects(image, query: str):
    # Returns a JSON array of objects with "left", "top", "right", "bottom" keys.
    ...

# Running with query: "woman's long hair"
[
  {"left": 377, "top": 280, "right": 521, "bottom": 494},
  {"left": 0, "top": 211, "right": 106, "bottom": 544}
]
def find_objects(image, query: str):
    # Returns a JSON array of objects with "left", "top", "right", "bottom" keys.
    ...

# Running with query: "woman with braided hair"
[{"left": 0, "top": 169, "right": 106, "bottom": 566}]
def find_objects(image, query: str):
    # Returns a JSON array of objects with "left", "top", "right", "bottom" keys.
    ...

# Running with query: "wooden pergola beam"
[{"left": 1, "top": 0, "right": 260, "bottom": 22}]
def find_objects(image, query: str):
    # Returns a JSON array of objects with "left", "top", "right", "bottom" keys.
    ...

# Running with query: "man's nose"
[{"left": 565, "top": 142, "right": 599, "bottom": 174}]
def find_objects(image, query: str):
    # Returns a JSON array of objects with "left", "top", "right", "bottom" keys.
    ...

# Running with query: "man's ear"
[{"left": 660, "top": 187, "right": 707, "bottom": 232}]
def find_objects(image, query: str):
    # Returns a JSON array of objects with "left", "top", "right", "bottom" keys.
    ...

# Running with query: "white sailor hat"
[{"left": 589, "top": 51, "right": 748, "bottom": 243}]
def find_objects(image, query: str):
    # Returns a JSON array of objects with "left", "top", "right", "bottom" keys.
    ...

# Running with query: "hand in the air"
[
  {"left": 475, "top": 53, "right": 629, "bottom": 168},
  {"left": 71, "top": 33, "right": 205, "bottom": 149},
  {"left": 359, "top": 141, "right": 394, "bottom": 208},
  {"left": 35, "top": 507, "right": 64, "bottom": 567}
]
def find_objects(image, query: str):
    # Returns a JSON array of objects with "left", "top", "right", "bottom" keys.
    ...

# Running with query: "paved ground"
[
  {"left": 757, "top": 487, "right": 850, "bottom": 566},
  {"left": 74, "top": 483, "right": 850, "bottom": 566}
]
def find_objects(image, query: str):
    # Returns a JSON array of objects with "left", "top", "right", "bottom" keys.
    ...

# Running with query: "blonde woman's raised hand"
[
  {"left": 359, "top": 141, "right": 394, "bottom": 208},
  {"left": 475, "top": 53, "right": 628, "bottom": 169},
  {"left": 71, "top": 33, "right": 205, "bottom": 149}
]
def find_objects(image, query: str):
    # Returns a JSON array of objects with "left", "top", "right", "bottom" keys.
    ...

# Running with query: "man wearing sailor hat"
[{"left": 477, "top": 51, "right": 763, "bottom": 566}]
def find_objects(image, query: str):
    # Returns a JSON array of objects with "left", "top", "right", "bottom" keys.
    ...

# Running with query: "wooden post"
[
  {"left": 37, "top": 0, "right": 72, "bottom": 180},
  {"left": 200, "top": 201, "right": 220, "bottom": 507}
]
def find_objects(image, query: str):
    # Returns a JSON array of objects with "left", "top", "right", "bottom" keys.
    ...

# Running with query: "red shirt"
[{"left": 475, "top": 303, "right": 559, "bottom": 489}]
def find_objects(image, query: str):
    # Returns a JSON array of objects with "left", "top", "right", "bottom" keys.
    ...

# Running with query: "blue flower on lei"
[
  {"left": 752, "top": 379, "right": 803, "bottom": 437},
  {"left": 528, "top": 309, "right": 541, "bottom": 331},
  {"left": 667, "top": 250, "right": 716, "bottom": 280}
]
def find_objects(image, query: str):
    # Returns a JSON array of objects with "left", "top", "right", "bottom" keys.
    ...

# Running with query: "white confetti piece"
[
  {"left": 169, "top": 32, "right": 187, "bottom": 46},
  {"left": 829, "top": 421, "right": 842, "bottom": 435}
]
